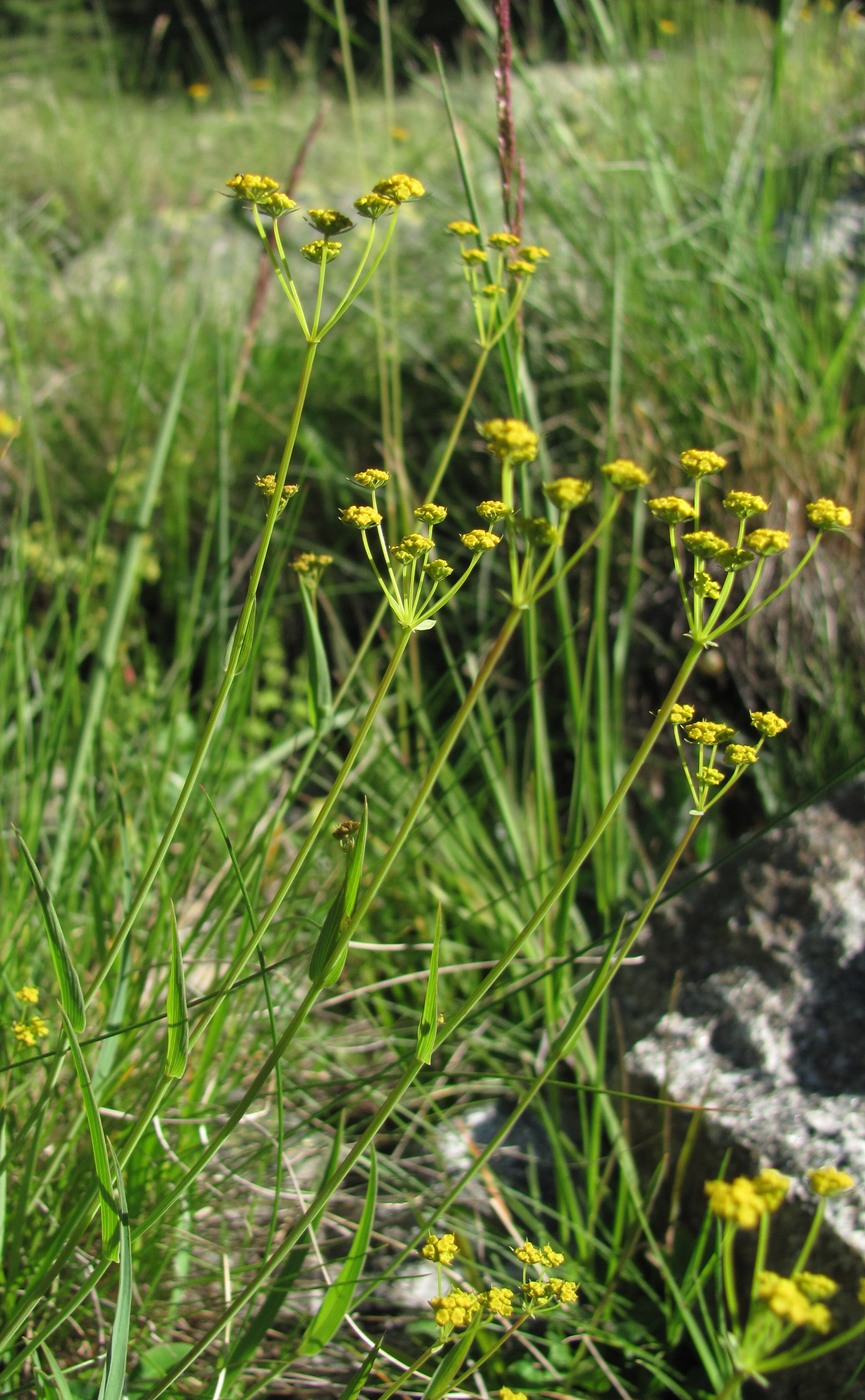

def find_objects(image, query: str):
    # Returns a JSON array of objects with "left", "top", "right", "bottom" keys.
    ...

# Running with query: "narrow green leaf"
[
  {"left": 420, "top": 1312, "right": 482, "bottom": 1400},
  {"left": 17, "top": 830, "right": 86, "bottom": 1032},
  {"left": 164, "top": 902, "right": 189, "bottom": 1079},
  {"left": 226, "top": 1115, "right": 344, "bottom": 1373},
  {"left": 416, "top": 904, "right": 443, "bottom": 1065},
  {"left": 59, "top": 1007, "right": 118, "bottom": 1261},
  {"left": 223, "top": 595, "right": 256, "bottom": 674},
  {"left": 334, "top": 1337, "right": 383, "bottom": 1400},
  {"left": 96, "top": 1141, "right": 133, "bottom": 1400},
  {"left": 299, "top": 1146, "right": 378, "bottom": 1356},
  {"left": 38, "top": 1345, "right": 76, "bottom": 1399},
  {"left": 0, "top": 1111, "right": 6, "bottom": 1261},
  {"left": 309, "top": 800, "right": 368, "bottom": 986},
  {"left": 298, "top": 576, "right": 333, "bottom": 730}
]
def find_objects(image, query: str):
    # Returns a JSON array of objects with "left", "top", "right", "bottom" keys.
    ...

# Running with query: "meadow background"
[{"left": 1, "top": 0, "right": 864, "bottom": 1395}]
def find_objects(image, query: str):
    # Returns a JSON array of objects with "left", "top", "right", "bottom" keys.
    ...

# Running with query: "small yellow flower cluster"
[
  {"left": 460, "top": 529, "right": 500, "bottom": 553},
  {"left": 543, "top": 476, "right": 592, "bottom": 511},
  {"left": 794, "top": 1271, "right": 839, "bottom": 1301},
  {"left": 301, "top": 240, "right": 342, "bottom": 264},
  {"left": 414, "top": 503, "right": 448, "bottom": 526},
  {"left": 290, "top": 552, "right": 332, "bottom": 580},
  {"left": 372, "top": 173, "right": 425, "bottom": 204},
  {"left": 425, "top": 558, "right": 453, "bottom": 582},
  {"left": 353, "top": 469, "right": 390, "bottom": 491},
  {"left": 601, "top": 459, "right": 650, "bottom": 490},
  {"left": 306, "top": 208, "right": 353, "bottom": 235},
  {"left": 462, "top": 248, "right": 488, "bottom": 266},
  {"left": 226, "top": 174, "right": 297, "bottom": 219},
  {"left": 256, "top": 475, "right": 299, "bottom": 503},
  {"left": 481, "top": 1286, "right": 515, "bottom": 1316},
  {"left": 499, "top": 1389, "right": 528, "bottom": 1400},
  {"left": 745, "top": 528, "right": 789, "bottom": 556},
  {"left": 698, "top": 766, "right": 725, "bottom": 787},
  {"left": 488, "top": 232, "right": 521, "bottom": 249},
  {"left": 648, "top": 495, "right": 696, "bottom": 524},
  {"left": 12, "top": 986, "right": 49, "bottom": 1048},
  {"left": 750, "top": 710, "right": 788, "bottom": 738},
  {"left": 682, "top": 529, "right": 729, "bottom": 559},
  {"left": 448, "top": 220, "right": 480, "bottom": 238},
  {"left": 757, "top": 1271, "right": 832, "bottom": 1333},
  {"left": 516, "top": 517, "right": 560, "bottom": 549},
  {"left": 684, "top": 721, "right": 735, "bottom": 744},
  {"left": 692, "top": 570, "right": 721, "bottom": 598},
  {"left": 428, "top": 1288, "right": 480, "bottom": 1328},
  {"left": 478, "top": 418, "right": 539, "bottom": 465},
  {"left": 390, "top": 533, "right": 434, "bottom": 564},
  {"left": 339, "top": 505, "right": 382, "bottom": 531},
  {"left": 421, "top": 1232, "right": 460, "bottom": 1265},
  {"left": 680, "top": 448, "right": 728, "bottom": 478},
  {"left": 726, "top": 744, "right": 758, "bottom": 766},
  {"left": 723, "top": 490, "right": 769, "bottom": 519},
  {"left": 705, "top": 1170, "right": 791, "bottom": 1229},
  {"left": 12, "top": 1017, "right": 49, "bottom": 1048},
  {"left": 808, "top": 1166, "right": 855, "bottom": 1196},
  {"left": 806, "top": 498, "right": 853, "bottom": 531},
  {"left": 514, "top": 1240, "right": 565, "bottom": 1267},
  {"left": 476, "top": 500, "right": 512, "bottom": 522},
  {"left": 670, "top": 704, "right": 695, "bottom": 725}
]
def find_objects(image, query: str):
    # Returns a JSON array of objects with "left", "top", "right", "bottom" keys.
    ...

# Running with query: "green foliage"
[{"left": 1, "top": 1, "right": 863, "bottom": 1397}]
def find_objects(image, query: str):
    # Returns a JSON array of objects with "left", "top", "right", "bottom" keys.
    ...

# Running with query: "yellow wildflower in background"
[
  {"left": 808, "top": 1166, "right": 855, "bottom": 1196},
  {"left": 806, "top": 498, "right": 853, "bottom": 530},
  {"left": 15, "top": 986, "right": 39, "bottom": 1004},
  {"left": 680, "top": 448, "right": 727, "bottom": 477},
  {"left": 602, "top": 459, "right": 650, "bottom": 490}
]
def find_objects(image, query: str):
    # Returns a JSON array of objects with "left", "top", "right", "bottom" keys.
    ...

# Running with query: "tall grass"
[{"left": 1, "top": 1, "right": 863, "bottom": 1396}]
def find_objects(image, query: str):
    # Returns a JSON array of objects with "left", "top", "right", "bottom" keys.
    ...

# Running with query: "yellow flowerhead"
[
  {"left": 372, "top": 173, "right": 425, "bottom": 204},
  {"left": 753, "top": 1167, "right": 790, "bottom": 1210},
  {"left": 806, "top": 498, "right": 853, "bottom": 530},
  {"left": 794, "top": 1271, "right": 838, "bottom": 1301},
  {"left": 681, "top": 530, "right": 729, "bottom": 559},
  {"left": 461, "top": 248, "right": 488, "bottom": 266},
  {"left": 424, "top": 558, "right": 453, "bottom": 582},
  {"left": 723, "top": 490, "right": 769, "bottom": 519},
  {"left": 428, "top": 1288, "right": 480, "bottom": 1328},
  {"left": 680, "top": 448, "right": 727, "bottom": 478},
  {"left": 414, "top": 503, "right": 448, "bottom": 526},
  {"left": 807, "top": 1166, "right": 855, "bottom": 1197},
  {"left": 725, "top": 744, "right": 758, "bottom": 767},
  {"left": 543, "top": 477, "right": 592, "bottom": 511},
  {"left": 339, "top": 505, "right": 382, "bottom": 530},
  {"left": 306, "top": 208, "right": 354, "bottom": 235},
  {"left": 481, "top": 1287, "right": 515, "bottom": 1316},
  {"left": 447, "top": 220, "right": 480, "bottom": 238},
  {"left": 518, "top": 245, "right": 550, "bottom": 262},
  {"left": 421, "top": 1232, "right": 460, "bottom": 1265},
  {"left": 353, "top": 469, "right": 390, "bottom": 490},
  {"left": 478, "top": 418, "right": 539, "bottom": 465},
  {"left": 648, "top": 495, "right": 696, "bottom": 524},
  {"left": 476, "top": 500, "right": 512, "bottom": 522},
  {"left": 488, "top": 231, "right": 521, "bottom": 249},
  {"left": 354, "top": 193, "right": 396, "bottom": 219},
  {"left": 460, "top": 529, "right": 500, "bottom": 553},
  {"left": 750, "top": 711, "right": 788, "bottom": 738},
  {"left": 744, "top": 528, "right": 789, "bottom": 556},
  {"left": 15, "top": 986, "right": 39, "bottom": 1005},
  {"left": 601, "top": 459, "right": 650, "bottom": 490},
  {"left": 684, "top": 721, "right": 736, "bottom": 744},
  {"left": 670, "top": 704, "right": 695, "bottom": 725},
  {"left": 705, "top": 1176, "right": 769, "bottom": 1229},
  {"left": 300, "top": 240, "right": 342, "bottom": 264}
]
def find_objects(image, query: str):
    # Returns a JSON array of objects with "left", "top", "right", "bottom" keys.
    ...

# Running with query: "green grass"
[{"left": 1, "top": 1, "right": 864, "bottom": 1396}]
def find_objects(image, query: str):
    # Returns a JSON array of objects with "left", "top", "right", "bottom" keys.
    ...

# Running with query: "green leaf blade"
[
  {"left": 164, "top": 902, "right": 189, "bottom": 1079},
  {"left": 17, "top": 830, "right": 86, "bottom": 1032},
  {"left": 298, "top": 1146, "right": 377, "bottom": 1356}
]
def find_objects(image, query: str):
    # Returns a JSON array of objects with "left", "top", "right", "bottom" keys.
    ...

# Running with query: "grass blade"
[
  {"left": 164, "top": 902, "right": 189, "bottom": 1079},
  {"left": 298, "top": 576, "right": 333, "bottom": 731},
  {"left": 335, "top": 1337, "right": 383, "bottom": 1399},
  {"left": 96, "top": 1141, "right": 133, "bottom": 1400},
  {"left": 16, "top": 829, "right": 85, "bottom": 1032},
  {"left": 308, "top": 798, "right": 368, "bottom": 986},
  {"left": 298, "top": 1146, "right": 378, "bottom": 1356},
  {"left": 416, "top": 903, "right": 443, "bottom": 1065},
  {"left": 59, "top": 1007, "right": 119, "bottom": 1261}
]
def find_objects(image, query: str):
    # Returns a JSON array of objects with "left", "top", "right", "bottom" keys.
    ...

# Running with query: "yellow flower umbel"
[
  {"left": 255, "top": 475, "right": 298, "bottom": 519},
  {"left": 670, "top": 707, "right": 789, "bottom": 815},
  {"left": 706, "top": 1166, "right": 865, "bottom": 1389},
  {"left": 11, "top": 986, "right": 49, "bottom": 1049}
]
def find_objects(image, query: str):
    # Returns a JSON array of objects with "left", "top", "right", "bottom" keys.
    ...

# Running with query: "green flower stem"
[
  {"left": 722, "top": 1225, "right": 741, "bottom": 1328},
  {"left": 710, "top": 537, "right": 821, "bottom": 640},
  {"left": 429, "top": 637, "right": 705, "bottom": 1042},
  {"left": 86, "top": 335, "right": 320, "bottom": 1005},
  {"left": 309, "top": 240, "right": 331, "bottom": 339},
  {"left": 315, "top": 218, "right": 376, "bottom": 330},
  {"left": 318, "top": 213, "right": 400, "bottom": 338},
  {"left": 712, "top": 1375, "right": 745, "bottom": 1400},
  {"left": 790, "top": 1197, "right": 825, "bottom": 1275},
  {"left": 374, "top": 1342, "right": 445, "bottom": 1400},
  {"left": 758, "top": 1314, "right": 865, "bottom": 1372},
  {"left": 424, "top": 347, "right": 490, "bottom": 503},
  {"left": 254, "top": 208, "right": 309, "bottom": 338}
]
